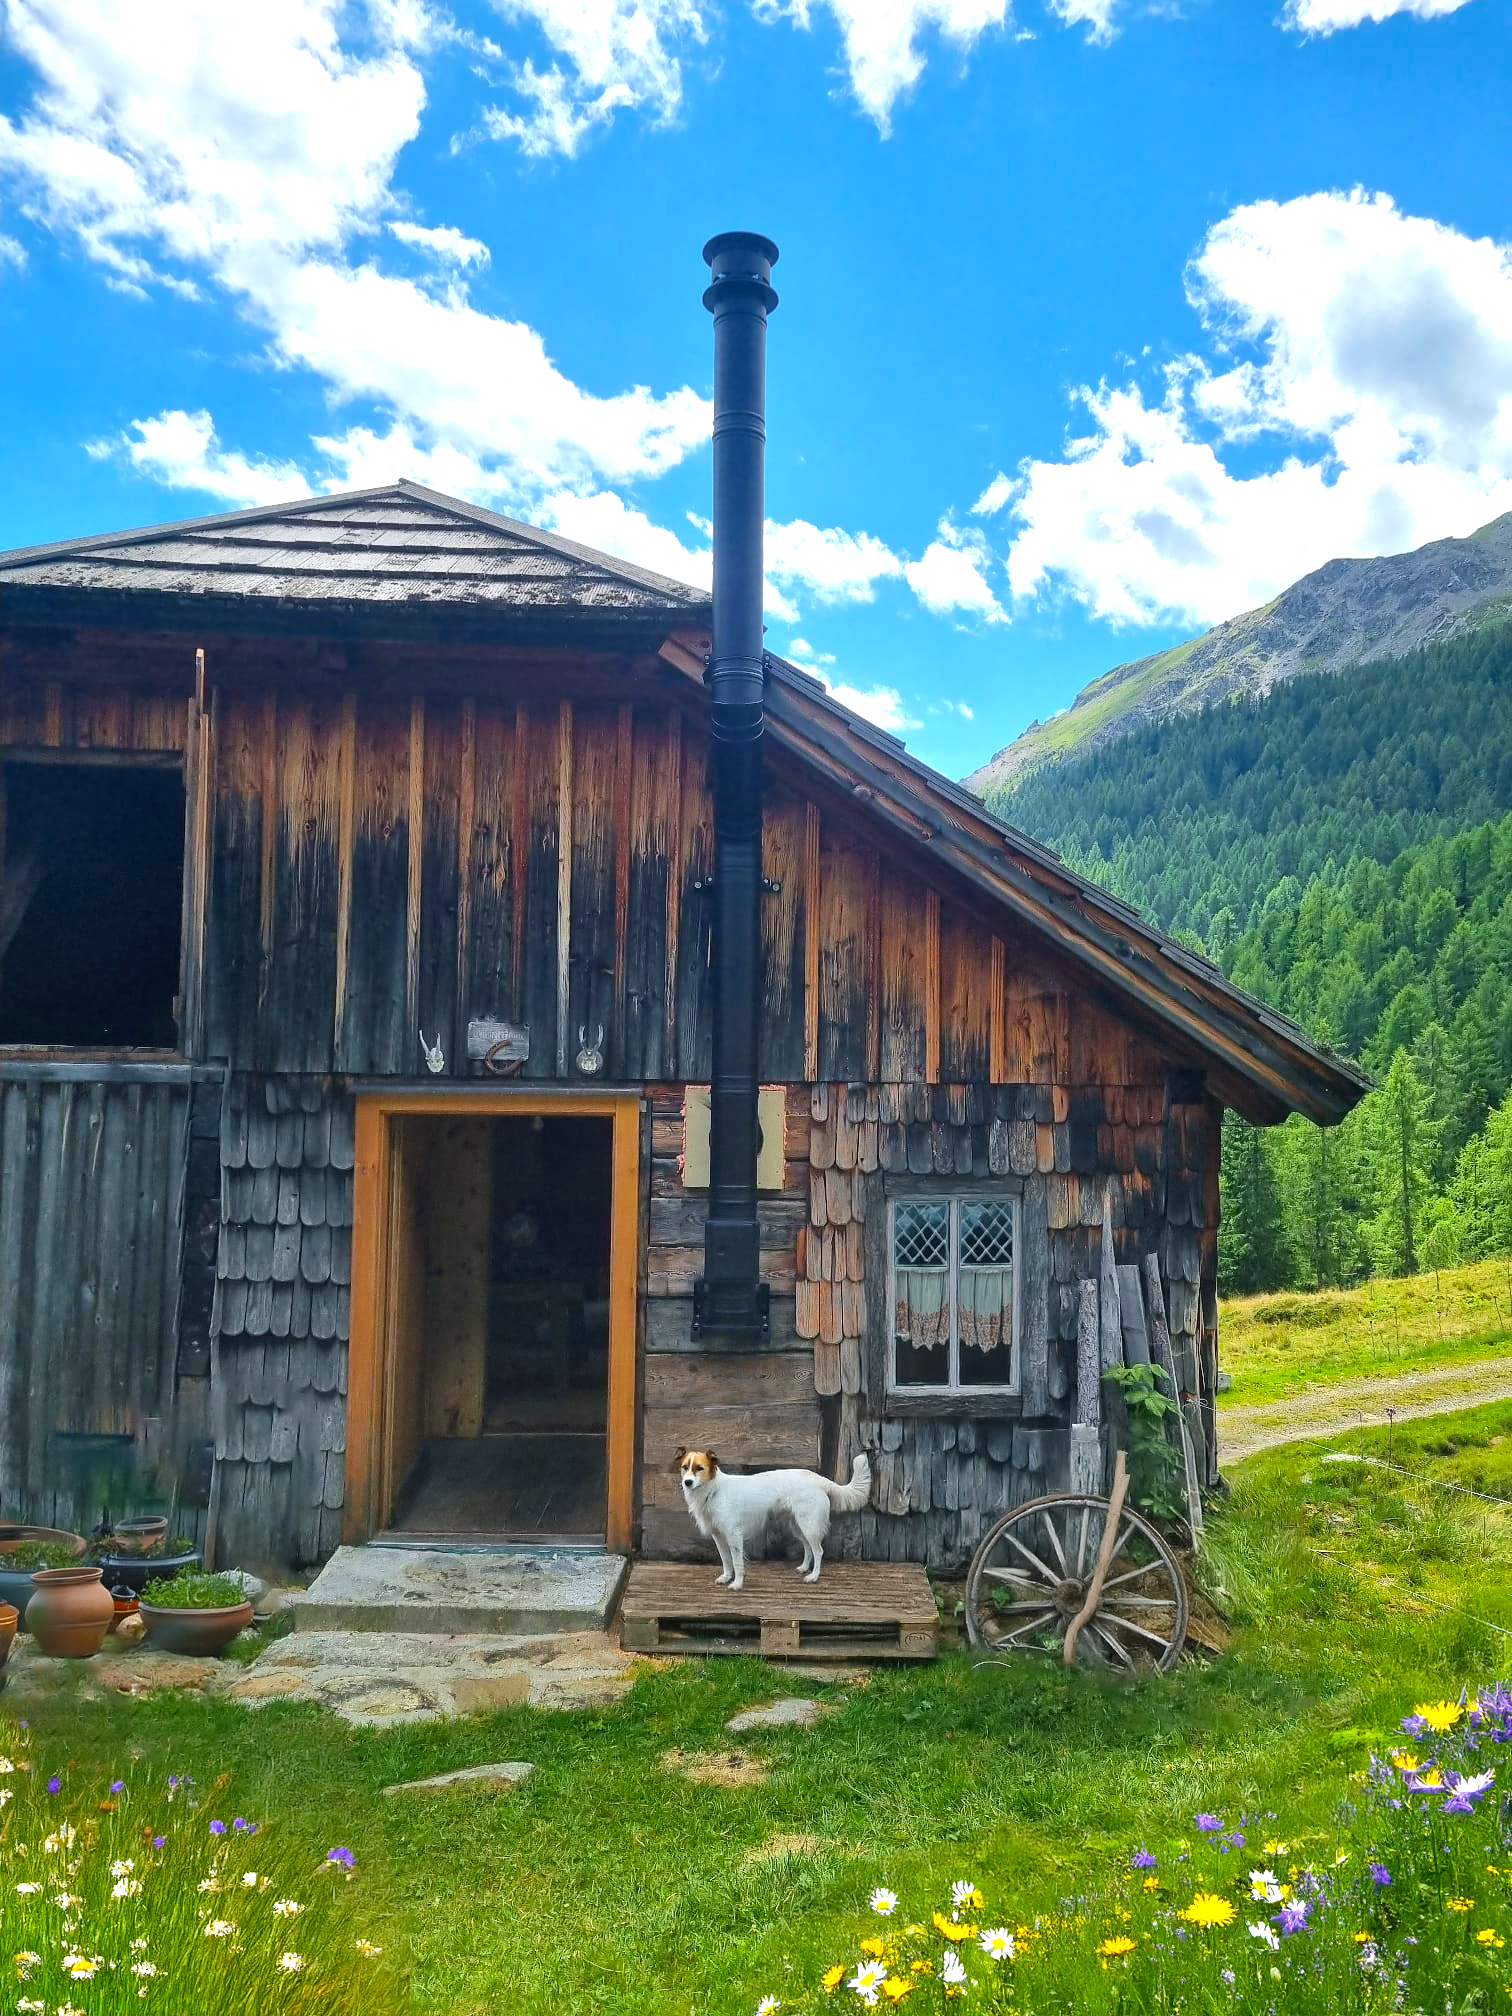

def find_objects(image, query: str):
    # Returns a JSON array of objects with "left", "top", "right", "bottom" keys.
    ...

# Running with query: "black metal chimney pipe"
[{"left": 692, "top": 230, "right": 779, "bottom": 1343}]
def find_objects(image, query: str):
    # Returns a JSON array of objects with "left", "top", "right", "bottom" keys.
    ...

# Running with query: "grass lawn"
[
  {"left": 1219, "top": 1255, "right": 1512, "bottom": 1409},
  {"left": 9, "top": 1404, "right": 1512, "bottom": 2014}
]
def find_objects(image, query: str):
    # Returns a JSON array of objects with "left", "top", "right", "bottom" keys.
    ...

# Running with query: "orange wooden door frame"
[{"left": 345, "top": 1088, "right": 641, "bottom": 1552}]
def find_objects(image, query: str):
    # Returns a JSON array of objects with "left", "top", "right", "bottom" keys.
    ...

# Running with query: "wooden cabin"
[{"left": 0, "top": 482, "right": 1368, "bottom": 1574}]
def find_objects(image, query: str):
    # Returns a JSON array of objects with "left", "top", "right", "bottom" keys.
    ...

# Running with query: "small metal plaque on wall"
[
  {"left": 466, "top": 1019, "right": 530, "bottom": 1068},
  {"left": 682, "top": 1085, "right": 786, "bottom": 1192}
]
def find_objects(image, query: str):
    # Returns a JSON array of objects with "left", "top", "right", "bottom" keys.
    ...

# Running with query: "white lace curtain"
[{"left": 895, "top": 1266, "right": 1011, "bottom": 1349}]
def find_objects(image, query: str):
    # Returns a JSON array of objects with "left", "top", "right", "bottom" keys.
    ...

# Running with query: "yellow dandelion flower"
[
  {"left": 881, "top": 1981, "right": 914, "bottom": 2003},
  {"left": 910, "top": 1959, "right": 932, "bottom": 1975},
  {"left": 1391, "top": 1752, "right": 1419, "bottom": 1772},
  {"left": 933, "top": 1913, "right": 977, "bottom": 1942},
  {"left": 1142, "top": 1877, "right": 1161, "bottom": 1892},
  {"left": 1448, "top": 1898, "right": 1474, "bottom": 1913},
  {"left": 1180, "top": 1893, "right": 1237, "bottom": 1929},
  {"left": 1353, "top": 1932, "right": 1372, "bottom": 1945},
  {"left": 1476, "top": 1929, "right": 1506, "bottom": 1948},
  {"left": 1415, "top": 1701, "right": 1463, "bottom": 1733},
  {"left": 822, "top": 1964, "right": 845, "bottom": 1993},
  {"left": 859, "top": 1938, "right": 886, "bottom": 1959},
  {"left": 1097, "top": 1936, "right": 1136, "bottom": 1958}
]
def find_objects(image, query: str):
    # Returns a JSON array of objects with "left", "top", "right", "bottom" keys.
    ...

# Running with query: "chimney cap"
[{"left": 702, "top": 231, "right": 779, "bottom": 314}]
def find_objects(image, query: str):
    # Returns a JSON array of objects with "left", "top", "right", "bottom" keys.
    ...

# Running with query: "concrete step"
[{"left": 293, "top": 1547, "right": 628, "bottom": 1635}]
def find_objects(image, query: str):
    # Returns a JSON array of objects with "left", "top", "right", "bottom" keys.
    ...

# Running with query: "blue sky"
[{"left": 0, "top": 0, "right": 1508, "bottom": 779}]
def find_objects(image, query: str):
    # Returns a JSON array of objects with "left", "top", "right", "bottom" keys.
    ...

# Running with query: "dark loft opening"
[{"left": 0, "top": 761, "right": 185, "bottom": 1049}]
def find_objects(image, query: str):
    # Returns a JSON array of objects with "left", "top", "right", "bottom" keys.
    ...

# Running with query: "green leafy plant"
[
  {"left": 5, "top": 1540, "right": 83, "bottom": 1571},
  {"left": 1104, "top": 1362, "right": 1188, "bottom": 1528},
  {"left": 91, "top": 1530, "right": 197, "bottom": 1562},
  {"left": 139, "top": 1570, "right": 247, "bottom": 1611}
]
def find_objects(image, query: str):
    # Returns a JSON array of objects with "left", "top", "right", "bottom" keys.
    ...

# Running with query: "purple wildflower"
[
  {"left": 1399, "top": 1713, "right": 1426, "bottom": 1740},
  {"left": 1227, "top": 1831, "right": 1246, "bottom": 1849},
  {"left": 1367, "top": 1863, "right": 1391, "bottom": 1888},
  {"left": 167, "top": 1774, "right": 178, "bottom": 1788},
  {"left": 1131, "top": 1851, "right": 1156, "bottom": 1869},
  {"left": 1277, "top": 1901, "right": 1311, "bottom": 1938},
  {"left": 208, "top": 1819, "right": 226, "bottom": 1836},
  {"left": 152, "top": 1836, "right": 166, "bottom": 1849},
  {"left": 327, "top": 1847, "right": 355, "bottom": 1868},
  {"left": 45, "top": 1775, "right": 60, "bottom": 1794},
  {"left": 109, "top": 1780, "right": 124, "bottom": 1793},
  {"left": 1195, "top": 1814, "right": 1222, "bottom": 1833},
  {"left": 232, "top": 1817, "right": 257, "bottom": 1834}
]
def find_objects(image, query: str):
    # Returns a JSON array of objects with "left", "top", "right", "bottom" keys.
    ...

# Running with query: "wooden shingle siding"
[{"left": 214, "top": 1076, "right": 353, "bottom": 1566}]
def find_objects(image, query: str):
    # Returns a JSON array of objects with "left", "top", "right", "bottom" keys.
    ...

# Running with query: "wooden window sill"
[{"left": 882, "top": 1389, "right": 1024, "bottom": 1420}]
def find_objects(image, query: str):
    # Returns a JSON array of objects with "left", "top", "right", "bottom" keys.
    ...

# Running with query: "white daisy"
[
  {"left": 13, "top": 1951, "right": 40, "bottom": 1975},
  {"left": 110, "top": 1859, "right": 134, "bottom": 1878},
  {"left": 1248, "top": 1920, "right": 1280, "bottom": 1950},
  {"left": 0, "top": 1756, "right": 14, "bottom": 1772},
  {"left": 941, "top": 1949, "right": 968, "bottom": 1986},
  {"left": 272, "top": 1898, "right": 302, "bottom": 1918},
  {"left": 15, "top": 1882, "right": 39, "bottom": 1895},
  {"left": 16, "top": 2001, "right": 44, "bottom": 2014},
  {"left": 757, "top": 1999, "right": 780, "bottom": 2015},
  {"left": 1456, "top": 1769, "right": 1495, "bottom": 1797},
  {"left": 978, "top": 1926, "right": 1014, "bottom": 1959},
  {"left": 203, "top": 1919, "right": 234, "bottom": 1939},
  {"left": 112, "top": 1877, "right": 142, "bottom": 1899},
  {"left": 1248, "top": 1869, "right": 1283, "bottom": 1902},
  {"left": 242, "top": 1871, "right": 261, "bottom": 1887},
  {"left": 355, "top": 1939, "right": 382, "bottom": 1958},
  {"left": 868, "top": 1888, "right": 899, "bottom": 1917},
  {"left": 132, "top": 1961, "right": 159, "bottom": 1977},
  {"left": 950, "top": 1881, "right": 980, "bottom": 1911},
  {"left": 62, "top": 1955, "right": 99, "bottom": 1980},
  {"left": 850, "top": 1958, "right": 888, "bottom": 2004},
  {"left": 277, "top": 1952, "right": 304, "bottom": 1974}
]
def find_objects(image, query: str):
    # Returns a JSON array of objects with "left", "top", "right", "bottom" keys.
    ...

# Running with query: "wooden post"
[
  {"left": 1142, "top": 1252, "right": 1202, "bottom": 1542},
  {"left": 1063, "top": 1450, "right": 1129, "bottom": 1667},
  {"left": 1098, "top": 1188, "right": 1128, "bottom": 1459},
  {"left": 1116, "top": 1263, "right": 1151, "bottom": 1366},
  {"left": 1071, "top": 1277, "right": 1103, "bottom": 1494}
]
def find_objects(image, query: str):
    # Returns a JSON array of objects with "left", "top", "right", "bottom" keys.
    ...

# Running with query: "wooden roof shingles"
[{"left": 0, "top": 481, "right": 710, "bottom": 645}]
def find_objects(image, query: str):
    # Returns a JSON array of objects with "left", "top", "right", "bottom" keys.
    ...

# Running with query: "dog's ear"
[
  {"left": 705, "top": 1450, "right": 719, "bottom": 1473},
  {"left": 671, "top": 1445, "right": 687, "bottom": 1473}
]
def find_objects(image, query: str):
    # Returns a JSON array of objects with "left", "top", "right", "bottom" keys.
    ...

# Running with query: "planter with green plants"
[
  {"left": 89, "top": 1529, "right": 201, "bottom": 1592},
  {"left": 0, "top": 1536, "right": 88, "bottom": 1617},
  {"left": 137, "top": 1570, "right": 254, "bottom": 1656}
]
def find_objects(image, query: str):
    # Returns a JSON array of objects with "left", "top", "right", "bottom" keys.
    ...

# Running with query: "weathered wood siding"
[
  {"left": 213, "top": 1077, "right": 353, "bottom": 1568},
  {"left": 0, "top": 1067, "right": 217, "bottom": 1544}
]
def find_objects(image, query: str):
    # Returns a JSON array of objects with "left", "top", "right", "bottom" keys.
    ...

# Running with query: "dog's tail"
[{"left": 823, "top": 1453, "right": 873, "bottom": 1512}]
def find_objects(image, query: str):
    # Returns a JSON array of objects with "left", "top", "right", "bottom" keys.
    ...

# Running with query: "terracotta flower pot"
[
  {"left": 0, "top": 1603, "right": 17, "bottom": 1668},
  {"left": 25, "top": 1566, "right": 114, "bottom": 1658},
  {"left": 110, "top": 1516, "right": 169, "bottom": 1555},
  {"left": 138, "top": 1599, "right": 253, "bottom": 1657}
]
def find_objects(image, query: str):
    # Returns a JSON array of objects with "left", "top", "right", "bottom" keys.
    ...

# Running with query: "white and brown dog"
[{"left": 674, "top": 1448, "right": 873, "bottom": 1590}]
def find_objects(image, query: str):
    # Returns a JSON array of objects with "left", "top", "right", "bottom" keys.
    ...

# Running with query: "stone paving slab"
[
  {"left": 380, "top": 1761, "right": 535, "bottom": 1796},
  {"left": 295, "top": 1548, "right": 628, "bottom": 1635}
]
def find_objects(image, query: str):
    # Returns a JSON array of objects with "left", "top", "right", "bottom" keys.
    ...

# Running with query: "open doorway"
[{"left": 349, "top": 1093, "right": 638, "bottom": 1550}]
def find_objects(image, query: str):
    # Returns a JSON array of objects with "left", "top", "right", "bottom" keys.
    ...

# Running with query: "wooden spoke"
[
  {"left": 1040, "top": 1508, "right": 1070, "bottom": 1577},
  {"left": 1086, "top": 1619, "right": 1136, "bottom": 1670},
  {"left": 1000, "top": 1609, "right": 1059, "bottom": 1644},
  {"left": 1101, "top": 1609, "right": 1179, "bottom": 1653},
  {"left": 996, "top": 1527, "right": 1059, "bottom": 1586},
  {"left": 1074, "top": 1504, "right": 1091, "bottom": 1578}
]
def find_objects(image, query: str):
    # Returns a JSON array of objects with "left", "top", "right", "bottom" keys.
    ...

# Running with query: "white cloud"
[
  {"left": 992, "top": 190, "right": 1512, "bottom": 629},
  {"left": 823, "top": 681, "right": 919, "bottom": 733},
  {"left": 786, "top": 636, "right": 835, "bottom": 668},
  {"left": 0, "top": 0, "right": 708, "bottom": 508},
  {"left": 903, "top": 520, "right": 1005, "bottom": 621},
  {"left": 1047, "top": 0, "right": 1119, "bottom": 42},
  {"left": 1282, "top": 0, "right": 1473, "bottom": 31},
  {"left": 477, "top": 1, "right": 705, "bottom": 158},
  {"left": 89, "top": 409, "right": 311, "bottom": 507},
  {"left": 764, "top": 517, "right": 905, "bottom": 603},
  {"left": 0, "top": 231, "right": 25, "bottom": 269},
  {"left": 388, "top": 218, "right": 489, "bottom": 265},
  {"left": 971, "top": 472, "right": 1014, "bottom": 517},
  {"left": 754, "top": 1, "right": 1012, "bottom": 132},
  {"left": 932, "top": 697, "right": 975, "bottom": 719}
]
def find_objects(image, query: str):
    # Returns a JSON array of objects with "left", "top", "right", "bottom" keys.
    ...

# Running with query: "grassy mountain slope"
[{"left": 967, "top": 510, "right": 1512, "bottom": 797}]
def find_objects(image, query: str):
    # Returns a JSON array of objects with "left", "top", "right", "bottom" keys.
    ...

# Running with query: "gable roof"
[
  {"left": 0, "top": 481, "right": 1368, "bottom": 1127},
  {"left": 0, "top": 481, "right": 709, "bottom": 646}
]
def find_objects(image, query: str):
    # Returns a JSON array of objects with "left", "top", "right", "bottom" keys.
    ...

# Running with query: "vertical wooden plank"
[
  {"left": 624, "top": 706, "right": 674, "bottom": 1080},
  {"left": 42, "top": 682, "right": 63, "bottom": 747},
  {"left": 405, "top": 698, "right": 425, "bottom": 1065},
  {"left": 263, "top": 692, "right": 342, "bottom": 1073},
  {"left": 465, "top": 702, "right": 517, "bottom": 1036},
  {"left": 178, "top": 654, "right": 213, "bottom": 1060},
  {"left": 340, "top": 696, "right": 413, "bottom": 1075},
  {"left": 417, "top": 700, "right": 463, "bottom": 1074},
  {"left": 509, "top": 701, "right": 530, "bottom": 1024},
  {"left": 758, "top": 783, "right": 806, "bottom": 1082},
  {"left": 556, "top": 699, "right": 574, "bottom": 1077},
  {"left": 521, "top": 701, "right": 563, "bottom": 1078},
  {"left": 817, "top": 820, "right": 870, "bottom": 1081},
  {"left": 332, "top": 690, "right": 357, "bottom": 1050},
  {"left": 257, "top": 691, "right": 277, "bottom": 1030},
  {"left": 803, "top": 801, "right": 820, "bottom": 1081},
  {"left": 662, "top": 709, "right": 683, "bottom": 1076},
  {"left": 453, "top": 697, "right": 477, "bottom": 1044},
  {"left": 865, "top": 848, "right": 881, "bottom": 1084},
  {"left": 611, "top": 701, "right": 632, "bottom": 1073},
  {"left": 939, "top": 903, "right": 991, "bottom": 1083},
  {"left": 989, "top": 936, "right": 1007, "bottom": 1083},
  {"left": 605, "top": 1094, "right": 640, "bottom": 1554},
  {"left": 925, "top": 889, "right": 941, "bottom": 1084},
  {"left": 675, "top": 719, "right": 715, "bottom": 1083},
  {"left": 568, "top": 703, "right": 616, "bottom": 1076},
  {"left": 343, "top": 1097, "right": 384, "bottom": 1543},
  {"left": 205, "top": 689, "right": 263, "bottom": 1069},
  {"left": 879, "top": 871, "right": 930, "bottom": 1082}
]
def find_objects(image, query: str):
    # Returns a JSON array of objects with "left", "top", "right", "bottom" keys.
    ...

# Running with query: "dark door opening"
[{"left": 386, "top": 1113, "right": 613, "bottom": 1539}]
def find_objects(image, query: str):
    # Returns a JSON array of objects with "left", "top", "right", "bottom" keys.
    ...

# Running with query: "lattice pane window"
[{"left": 890, "top": 1195, "right": 1019, "bottom": 1396}]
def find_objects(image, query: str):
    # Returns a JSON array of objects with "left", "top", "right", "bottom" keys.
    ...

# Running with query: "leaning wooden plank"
[{"left": 1097, "top": 1188, "right": 1129, "bottom": 1457}]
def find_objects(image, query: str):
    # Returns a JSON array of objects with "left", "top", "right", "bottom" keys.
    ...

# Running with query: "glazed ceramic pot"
[
  {"left": 138, "top": 1599, "right": 253, "bottom": 1657},
  {"left": 108, "top": 1588, "right": 139, "bottom": 1634},
  {"left": 110, "top": 1516, "right": 169, "bottom": 1555},
  {"left": 92, "top": 1548, "right": 201, "bottom": 1595},
  {"left": 25, "top": 1566, "right": 114, "bottom": 1658},
  {"left": 0, "top": 1529, "right": 88, "bottom": 1615}
]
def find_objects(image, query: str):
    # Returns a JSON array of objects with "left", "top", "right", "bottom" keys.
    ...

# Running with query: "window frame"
[{"left": 886, "top": 1190, "right": 1022, "bottom": 1405}]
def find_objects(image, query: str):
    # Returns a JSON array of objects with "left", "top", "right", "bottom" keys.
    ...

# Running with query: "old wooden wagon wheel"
[{"left": 964, "top": 1483, "right": 1188, "bottom": 1674}]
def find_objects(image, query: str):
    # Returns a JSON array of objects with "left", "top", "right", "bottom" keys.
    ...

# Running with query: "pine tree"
[
  {"left": 1367, "top": 1050, "right": 1435, "bottom": 1277},
  {"left": 1219, "top": 1118, "right": 1293, "bottom": 1293}
]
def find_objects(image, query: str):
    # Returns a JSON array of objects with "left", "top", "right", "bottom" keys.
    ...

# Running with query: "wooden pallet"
[{"left": 620, "top": 1560, "right": 938, "bottom": 1661}]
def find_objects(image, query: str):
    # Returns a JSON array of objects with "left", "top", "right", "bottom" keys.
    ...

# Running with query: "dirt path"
[{"left": 1221, "top": 1355, "right": 1512, "bottom": 1462}]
